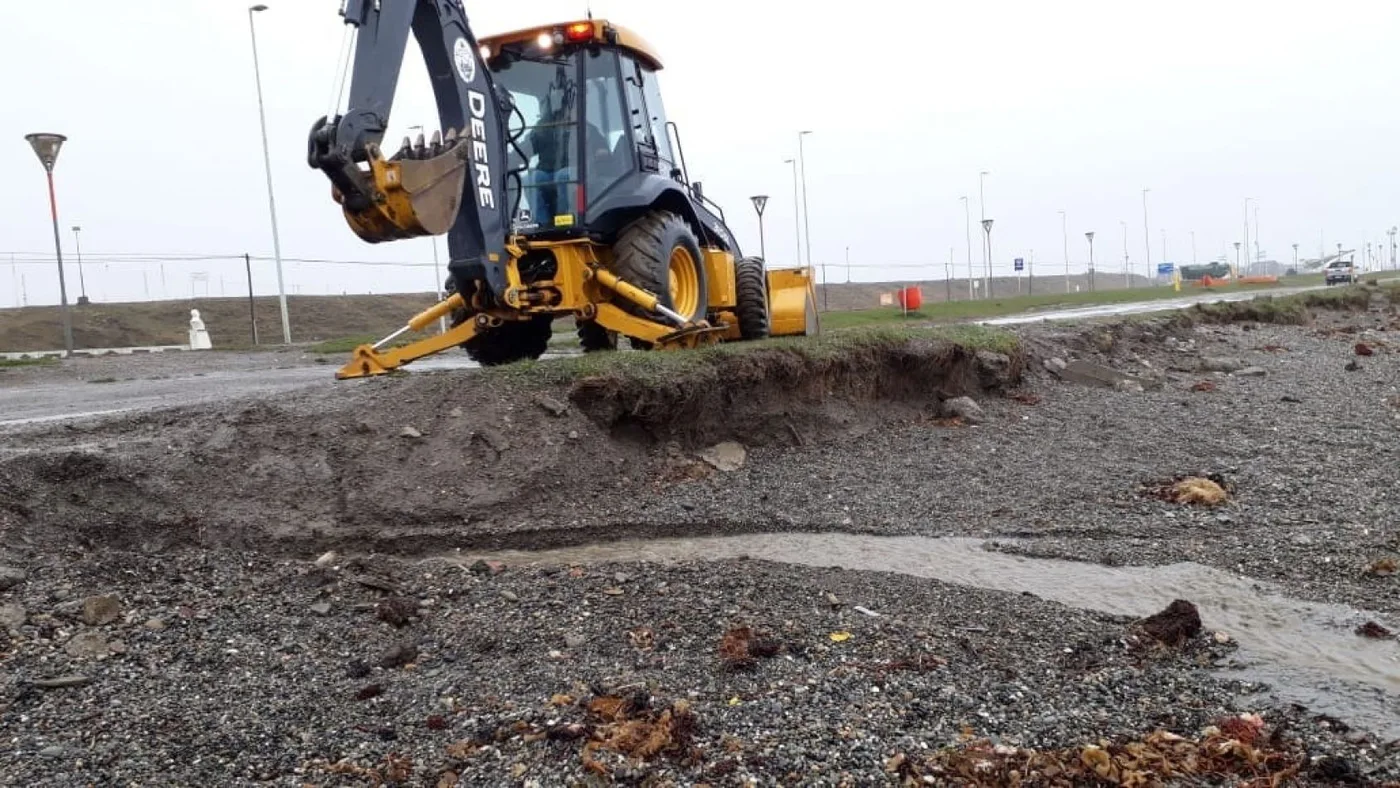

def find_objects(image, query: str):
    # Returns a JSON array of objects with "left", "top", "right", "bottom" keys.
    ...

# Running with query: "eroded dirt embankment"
[{"left": 0, "top": 334, "right": 1021, "bottom": 556}]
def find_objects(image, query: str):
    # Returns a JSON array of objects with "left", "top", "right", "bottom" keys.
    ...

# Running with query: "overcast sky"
[{"left": 4, "top": 0, "right": 1398, "bottom": 305}]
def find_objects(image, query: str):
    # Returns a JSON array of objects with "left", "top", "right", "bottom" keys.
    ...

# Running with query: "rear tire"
[
  {"left": 612, "top": 210, "right": 709, "bottom": 326},
  {"left": 735, "top": 256, "right": 770, "bottom": 340},
  {"left": 576, "top": 319, "right": 616, "bottom": 352},
  {"left": 444, "top": 273, "right": 551, "bottom": 366}
]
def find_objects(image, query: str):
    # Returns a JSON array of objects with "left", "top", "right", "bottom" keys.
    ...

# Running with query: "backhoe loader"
[{"left": 307, "top": 2, "right": 818, "bottom": 379}]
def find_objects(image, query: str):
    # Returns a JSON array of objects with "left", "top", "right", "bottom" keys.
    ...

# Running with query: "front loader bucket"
[{"left": 767, "top": 267, "right": 820, "bottom": 337}]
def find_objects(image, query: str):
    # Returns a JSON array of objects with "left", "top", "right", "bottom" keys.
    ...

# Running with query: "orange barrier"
[{"left": 897, "top": 286, "right": 923, "bottom": 311}]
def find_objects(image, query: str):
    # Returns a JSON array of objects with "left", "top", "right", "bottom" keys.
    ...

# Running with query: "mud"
[{"left": 0, "top": 334, "right": 1015, "bottom": 556}]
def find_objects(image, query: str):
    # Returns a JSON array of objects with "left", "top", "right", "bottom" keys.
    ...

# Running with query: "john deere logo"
[{"left": 453, "top": 38, "right": 476, "bottom": 84}]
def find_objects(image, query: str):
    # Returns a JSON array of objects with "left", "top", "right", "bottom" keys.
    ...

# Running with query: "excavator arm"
[{"left": 306, "top": 0, "right": 512, "bottom": 298}]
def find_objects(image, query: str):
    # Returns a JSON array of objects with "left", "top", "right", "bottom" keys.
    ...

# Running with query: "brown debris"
[
  {"left": 321, "top": 753, "right": 415, "bottom": 786},
  {"left": 1355, "top": 620, "right": 1394, "bottom": 639},
  {"left": 887, "top": 723, "right": 1308, "bottom": 787},
  {"left": 1144, "top": 475, "right": 1230, "bottom": 506},
  {"left": 1366, "top": 557, "right": 1398, "bottom": 577},
  {"left": 355, "top": 683, "right": 384, "bottom": 701},
  {"left": 1135, "top": 599, "right": 1202, "bottom": 646},
  {"left": 1258, "top": 344, "right": 1289, "bottom": 352},
  {"left": 375, "top": 596, "right": 417, "bottom": 628},
  {"left": 1355, "top": 342, "right": 1375, "bottom": 356},
  {"left": 1190, "top": 380, "right": 1217, "bottom": 392},
  {"left": 1009, "top": 391, "right": 1042, "bottom": 405},
  {"left": 580, "top": 694, "right": 697, "bottom": 777},
  {"left": 718, "top": 626, "right": 783, "bottom": 671}
]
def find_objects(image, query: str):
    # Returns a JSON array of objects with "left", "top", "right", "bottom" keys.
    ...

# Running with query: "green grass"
[
  {"left": 88, "top": 377, "right": 118, "bottom": 384},
  {"left": 0, "top": 357, "right": 57, "bottom": 369},
  {"left": 485, "top": 323, "right": 1019, "bottom": 387},
  {"left": 820, "top": 276, "right": 1329, "bottom": 330},
  {"left": 307, "top": 335, "right": 401, "bottom": 355}
]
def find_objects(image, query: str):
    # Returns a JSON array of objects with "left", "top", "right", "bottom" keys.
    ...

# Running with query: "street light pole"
[
  {"left": 797, "top": 130, "right": 814, "bottom": 273},
  {"left": 1242, "top": 197, "right": 1253, "bottom": 278},
  {"left": 1141, "top": 188, "right": 1152, "bottom": 285},
  {"left": 1233, "top": 241, "right": 1241, "bottom": 277},
  {"left": 70, "top": 224, "right": 88, "bottom": 304},
  {"left": 783, "top": 158, "right": 801, "bottom": 266},
  {"left": 982, "top": 218, "right": 995, "bottom": 298},
  {"left": 24, "top": 132, "right": 74, "bottom": 357},
  {"left": 1121, "top": 220, "right": 1130, "bottom": 289},
  {"left": 1191, "top": 230, "right": 1197, "bottom": 266},
  {"left": 1085, "top": 231, "right": 1096, "bottom": 291},
  {"left": 248, "top": 4, "right": 291, "bottom": 345},
  {"left": 749, "top": 195, "right": 769, "bottom": 262},
  {"left": 1292, "top": 243, "right": 1299, "bottom": 272},
  {"left": 960, "top": 196, "right": 973, "bottom": 299},
  {"left": 978, "top": 171, "right": 989, "bottom": 296},
  {"left": 1059, "top": 210, "right": 1069, "bottom": 293}
]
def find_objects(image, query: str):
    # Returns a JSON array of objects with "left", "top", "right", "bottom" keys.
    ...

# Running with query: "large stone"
[
  {"left": 1060, "top": 360, "right": 1161, "bottom": 391},
  {"left": 1199, "top": 356, "right": 1244, "bottom": 373},
  {"left": 81, "top": 595, "right": 122, "bottom": 626},
  {"left": 0, "top": 566, "right": 27, "bottom": 591},
  {"left": 65, "top": 631, "right": 112, "bottom": 659},
  {"left": 974, "top": 350, "right": 1015, "bottom": 387},
  {"left": 1235, "top": 366, "right": 1268, "bottom": 377},
  {"left": 698, "top": 442, "right": 746, "bottom": 472},
  {"left": 0, "top": 603, "right": 26, "bottom": 629},
  {"left": 942, "top": 396, "right": 986, "bottom": 424}
]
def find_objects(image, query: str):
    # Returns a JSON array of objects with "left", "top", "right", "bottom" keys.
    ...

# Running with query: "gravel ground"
[
  {"left": 0, "top": 549, "right": 1391, "bottom": 786},
  {"left": 3, "top": 292, "right": 1400, "bottom": 784}
]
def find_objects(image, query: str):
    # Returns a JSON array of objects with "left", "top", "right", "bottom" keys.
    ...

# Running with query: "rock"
[
  {"left": 309, "top": 601, "right": 332, "bottom": 616},
  {"left": 32, "top": 674, "right": 92, "bottom": 689},
  {"left": 1345, "top": 359, "right": 1362, "bottom": 372},
  {"left": 1280, "top": 395, "right": 1302, "bottom": 403},
  {"left": 534, "top": 394, "right": 569, "bottom": 417},
  {"left": 1061, "top": 360, "right": 1159, "bottom": 391},
  {"left": 81, "top": 595, "right": 122, "bottom": 626},
  {"left": 1199, "top": 356, "right": 1244, "bottom": 373},
  {"left": 399, "top": 426, "right": 423, "bottom": 439},
  {"left": 614, "top": 572, "right": 629, "bottom": 584},
  {"left": 478, "top": 428, "right": 511, "bottom": 453},
  {"left": 1235, "top": 366, "right": 1267, "bottom": 377},
  {"left": 942, "top": 396, "right": 985, "bottom": 424},
  {"left": 314, "top": 551, "right": 339, "bottom": 567},
  {"left": 375, "top": 597, "right": 417, "bottom": 628},
  {"left": 1113, "top": 379, "right": 1145, "bottom": 394},
  {"left": 500, "top": 590, "right": 519, "bottom": 603},
  {"left": 1136, "top": 599, "right": 1202, "bottom": 646},
  {"left": 65, "top": 631, "right": 112, "bottom": 659},
  {"left": 699, "top": 441, "right": 747, "bottom": 472},
  {"left": 1290, "top": 534, "right": 1314, "bottom": 547},
  {"left": 0, "top": 603, "right": 26, "bottom": 629},
  {"left": 1213, "top": 631, "right": 1231, "bottom": 644},
  {"left": 378, "top": 642, "right": 419, "bottom": 668},
  {"left": 567, "top": 430, "right": 580, "bottom": 441},
  {"left": 448, "top": 407, "right": 463, "bottom": 418},
  {"left": 1355, "top": 621, "right": 1393, "bottom": 639},
  {"left": 38, "top": 746, "right": 65, "bottom": 758},
  {"left": 1044, "top": 357, "right": 1068, "bottom": 375},
  {"left": 975, "top": 350, "right": 1014, "bottom": 387},
  {"left": 0, "top": 566, "right": 27, "bottom": 591},
  {"left": 144, "top": 618, "right": 167, "bottom": 631}
]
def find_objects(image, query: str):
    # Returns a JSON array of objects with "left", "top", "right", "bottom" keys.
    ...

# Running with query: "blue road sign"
[
  {"left": 1157, "top": 263, "right": 1175, "bottom": 277},
  {"left": 1014, "top": 257, "right": 1025, "bottom": 272}
]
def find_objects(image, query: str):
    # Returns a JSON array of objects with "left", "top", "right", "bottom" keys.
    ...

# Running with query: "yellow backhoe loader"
[{"left": 306, "top": 3, "right": 818, "bottom": 379}]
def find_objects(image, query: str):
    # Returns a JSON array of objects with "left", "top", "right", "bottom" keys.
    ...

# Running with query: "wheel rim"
[{"left": 667, "top": 246, "right": 701, "bottom": 318}]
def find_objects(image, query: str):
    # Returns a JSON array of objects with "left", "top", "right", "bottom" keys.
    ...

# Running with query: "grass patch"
[
  {"left": 88, "top": 377, "right": 118, "bottom": 384},
  {"left": 1171, "top": 285, "right": 1373, "bottom": 327},
  {"left": 822, "top": 276, "right": 1330, "bottom": 329},
  {"left": 0, "top": 357, "right": 57, "bottom": 369},
  {"left": 485, "top": 323, "right": 1019, "bottom": 387},
  {"left": 307, "top": 334, "right": 405, "bottom": 355}
]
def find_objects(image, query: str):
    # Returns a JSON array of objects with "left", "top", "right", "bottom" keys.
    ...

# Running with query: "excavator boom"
[{"left": 306, "top": 0, "right": 512, "bottom": 298}]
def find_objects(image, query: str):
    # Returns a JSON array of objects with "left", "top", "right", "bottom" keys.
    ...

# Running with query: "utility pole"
[
  {"left": 1243, "top": 197, "right": 1253, "bottom": 278},
  {"left": 844, "top": 246, "right": 850, "bottom": 283},
  {"left": 1059, "top": 209, "right": 1069, "bottom": 293},
  {"left": 1233, "top": 241, "right": 1241, "bottom": 277},
  {"left": 945, "top": 247, "right": 954, "bottom": 302},
  {"left": 8, "top": 253, "right": 16, "bottom": 308},
  {"left": 783, "top": 158, "right": 801, "bottom": 266},
  {"left": 244, "top": 253, "right": 259, "bottom": 346},
  {"left": 1121, "top": 220, "right": 1130, "bottom": 289},
  {"left": 797, "top": 130, "right": 814, "bottom": 276},
  {"left": 249, "top": 3, "right": 292, "bottom": 344},
  {"left": 24, "top": 132, "right": 74, "bottom": 356},
  {"left": 960, "top": 196, "right": 973, "bottom": 299},
  {"left": 1191, "top": 230, "right": 1197, "bottom": 266},
  {"left": 1160, "top": 229, "right": 1167, "bottom": 270},
  {"left": 979, "top": 171, "right": 990, "bottom": 296},
  {"left": 1292, "top": 243, "right": 1299, "bottom": 272},
  {"left": 1085, "top": 231, "right": 1096, "bottom": 291},
  {"left": 70, "top": 225, "right": 88, "bottom": 304},
  {"left": 1141, "top": 189, "right": 1152, "bottom": 285}
]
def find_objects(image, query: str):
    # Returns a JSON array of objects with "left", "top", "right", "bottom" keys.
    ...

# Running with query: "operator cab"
[{"left": 480, "top": 20, "right": 722, "bottom": 242}]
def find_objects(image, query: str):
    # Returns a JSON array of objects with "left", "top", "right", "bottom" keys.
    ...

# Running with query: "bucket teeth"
[
  {"left": 443, "top": 127, "right": 458, "bottom": 146},
  {"left": 413, "top": 132, "right": 426, "bottom": 158},
  {"left": 429, "top": 129, "right": 443, "bottom": 156}
]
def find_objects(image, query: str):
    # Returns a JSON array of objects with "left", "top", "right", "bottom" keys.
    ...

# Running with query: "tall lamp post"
[
  {"left": 797, "top": 131, "right": 814, "bottom": 272},
  {"left": 1389, "top": 226, "right": 1398, "bottom": 269},
  {"left": 982, "top": 218, "right": 995, "bottom": 297},
  {"left": 1233, "top": 241, "right": 1241, "bottom": 278},
  {"left": 1085, "top": 231, "right": 1096, "bottom": 291},
  {"left": 70, "top": 224, "right": 89, "bottom": 304},
  {"left": 960, "top": 196, "right": 973, "bottom": 299},
  {"left": 248, "top": 3, "right": 292, "bottom": 344},
  {"left": 1141, "top": 188, "right": 1152, "bottom": 285},
  {"left": 24, "top": 132, "right": 75, "bottom": 356},
  {"left": 978, "top": 171, "right": 990, "bottom": 295},
  {"left": 1292, "top": 243, "right": 1299, "bottom": 272},
  {"left": 783, "top": 158, "right": 801, "bottom": 266},
  {"left": 1120, "top": 220, "right": 1130, "bottom": 288},
  {"left": 1242, "top": 197, "right": 1254, "bottom": 278},
  {"left": 1058, "top": 209, "right": 1069, "bottom": 293},
  {"left": 749, "top": 195, "right": 769, "bottom": 261}
]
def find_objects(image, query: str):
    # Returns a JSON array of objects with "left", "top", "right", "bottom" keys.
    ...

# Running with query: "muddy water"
[{"left": 453, "top": 534, "right": 1400, "bottom": 739}]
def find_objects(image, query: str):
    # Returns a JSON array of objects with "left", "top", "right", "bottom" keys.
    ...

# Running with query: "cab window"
[{"left": 582, "top": 49, "right": 631, "bottom": 207}]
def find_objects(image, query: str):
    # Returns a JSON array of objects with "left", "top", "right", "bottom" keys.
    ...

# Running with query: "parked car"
[{"left": 1325, "top": 259, "right": 1358, "bottom": 285}]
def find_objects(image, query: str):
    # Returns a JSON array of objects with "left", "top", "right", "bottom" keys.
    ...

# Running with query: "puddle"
[{"left": 451, "top": 533, "right": 1400, "bottom": 739}]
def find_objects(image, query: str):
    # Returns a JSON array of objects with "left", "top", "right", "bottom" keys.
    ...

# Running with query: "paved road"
[
  {"left": 0, "top": 353, "right": 487, "bottom": 428},
  {"left": 978, "top": 283, "right": 1333, "bottom": 326}
]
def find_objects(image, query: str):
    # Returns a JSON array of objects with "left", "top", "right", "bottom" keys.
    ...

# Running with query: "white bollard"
[{"left": 188, "top": 309, "right": 213, "bottom": 350}]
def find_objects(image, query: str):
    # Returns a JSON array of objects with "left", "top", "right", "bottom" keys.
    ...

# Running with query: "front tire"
[{"left": 734, "top": 256, "right": 770, "bottom": 340}]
